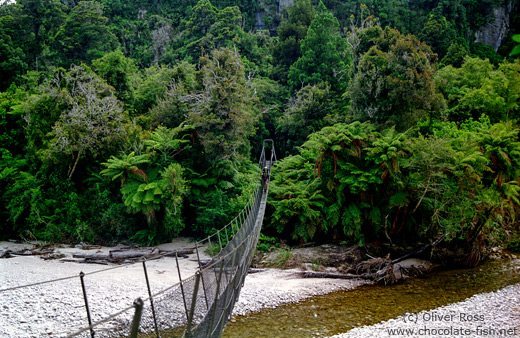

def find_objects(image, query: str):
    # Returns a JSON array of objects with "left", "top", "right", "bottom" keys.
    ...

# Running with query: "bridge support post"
[
  {"left": 208, "top": 236, "right": 213, "bottom": 256},
  {"left": 217, "top": 231, "right": 223, "bottom": 252},
  {"left": 186, "top": 272, "right": 201, "bottom": 337},
  {"left": 224, "top": 227, "right": 229, "bottom": 246},
  {"left": 176, "top": 251, "right": 190, "bottom": 323},
  {"left": 195, "top": 246, "right": 209, "bottom": 309},
  {"left": 209, "top": 259, "right": 225, "bottom": 332},
  {"left": 79, "top": 272, "right": 95, "bottom": 338},
  {"left": 128, "top": 298, "right": 144, "bottom": 338},
  {"left": 142, "top": 261, "right": 160, "bottom": 338}
]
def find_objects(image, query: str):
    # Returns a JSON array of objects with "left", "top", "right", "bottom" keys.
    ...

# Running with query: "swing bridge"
[{"left": 0, "top": 140, "right": 277, "bottom": 338}]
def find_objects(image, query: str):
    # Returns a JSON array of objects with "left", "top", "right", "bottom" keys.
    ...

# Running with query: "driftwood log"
[
  {"left": 297, "top": 233, "right": 448, "bottom": 284},
  {"left": 298, "top": 271, "right": 372, "bottom": 280},
  {"left": 0, "top": 249, "right": 55, "bottom": 258},
  {"left": 72, "top": 253, "right": 111, "bottom": 260},
  {"left": 109, "top": 249, "right": 155, "bottom": 259},
  {"left": 68, "top": 247, "right": 196, "bottom": 264},
  {"left": 1, "top": 246, "right": 196, "bottom": 264}
]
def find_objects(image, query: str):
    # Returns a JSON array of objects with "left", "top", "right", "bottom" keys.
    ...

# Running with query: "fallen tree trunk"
[
  {"left": 109, "top": 249, "right": 155, "bottom": 259},
  {"left": 72, "top": 253, "right": 110, "bottom": 260},
  {"left": 248, "top": 268, "right": 266, "bottom": 274},
  {"left": 3, "top": 249, "right": 54, "bottom": 256},
  {"left": 299, "top": 271, "right": 370, "bottom": 280}
]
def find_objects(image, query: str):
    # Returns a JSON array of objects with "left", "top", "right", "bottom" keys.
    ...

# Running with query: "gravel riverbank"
[
  {"left": 329, "top": 282, "right": 520, "bottom": 338},
  {"left": 0, "top": 240, "right": 366, "bottom": 337}
]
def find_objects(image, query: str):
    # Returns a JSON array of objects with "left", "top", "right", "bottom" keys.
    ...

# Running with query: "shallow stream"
[{"left": 222, "top": 258, "right": 520, "bottom": 338}]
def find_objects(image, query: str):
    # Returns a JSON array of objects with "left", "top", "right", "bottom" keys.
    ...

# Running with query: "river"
[{"left": 222, "top": 258, "right": 520, "bottom": 338}]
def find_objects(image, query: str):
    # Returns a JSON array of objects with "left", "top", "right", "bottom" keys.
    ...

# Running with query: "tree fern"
[{"left": 100, "top": 152, "right": 150, "bottom": 184}]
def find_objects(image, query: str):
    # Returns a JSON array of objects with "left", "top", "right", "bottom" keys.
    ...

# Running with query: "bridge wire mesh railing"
[{"left": 0, "top": 144, "right": 275, "bottom": 338}]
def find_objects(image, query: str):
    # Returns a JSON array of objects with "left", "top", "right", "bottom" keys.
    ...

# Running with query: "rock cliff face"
[
  {"left": 278, "top": 0, "right": 294, "bottom": 12},
  {"left": 474, "top": 1, "right": 516, "bottom": 51},
  {"left": 255, "top": 0, "right": 294, "bottom": 32}
]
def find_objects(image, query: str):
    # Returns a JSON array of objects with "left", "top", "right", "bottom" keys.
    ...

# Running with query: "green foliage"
[
  {"left": 0, "top": 0, "right": 66, "bottom": 74},
  {"left": 3, "top": 170, "right": 96, "bottom": 243},
  {"left": 185, "top": 158, "right": 258, "bottom": 235},
  {"left": 511, "top": 35, "right": 520, "bottom": 56},
  {"left": 436, "top": 58, "right": 520, "bottom": 122},
  {"left": 133, "top": 65, "right": 178, "bottom": 115},
  {"left": 419, "top": 14, "right": 457, "bottom": 59},
  {"left": 101, "top": 138, "right": 188, "bottom": 241},
  {"left": 0, "top": 85, "right": 25, "bottom": 159},
  {"left": 92, "top": 50, "right": 137, "bottom": 105},
  {"left": 149, "top": 62, "right": 197, "bottom": 127},
  {"left": 256, "top": 233, "right": 279, "bottom": 252},
  {"left": 277, "top": 83, "right": 333, "bottom": 151},
  {"left": 402, "top": 118, "right": 520, "bottom": 243},
  {"left": 508, "top": 236, "right": 520, "bottom": 252},
  {"left": 188, "top": 47, "right": 256, "bottom": 161},
  {"left": 288, "top": 1, "right": 347, "bottom": 93},
  {"left": 176, "top": 0, "right": 248, "bottom": 63},
  {"left": 271, "top": 0, "right": 315, "bottom": 84},
  {"left": 145, "top": 125, "right": 192, "bottom": 162},
  {"left": 52, "top": 1, "right": 119, "bottom": 67},
  {"left": 0, "top": 31, "right": 27, "bottom": 90},
  {"left": 44, "top": 65, "right": 128, "bottom": 178},
  {"left": 2, "top": 0, "right": 520, "bottom": 253},
  {"left": 349, "top": 27, "right": 444, "bottom": 130},
  {"left": 440, "top": 42, "right": 469, "bottom": 67},
  {"left": 470, "top": 42, "right": 503, "bottom": 65},
  {"left": 269, "top": 118, "right": 520, "bottom": 247},
  {"left": 269, "top": 122, "right": 403, "bottom": 243}
]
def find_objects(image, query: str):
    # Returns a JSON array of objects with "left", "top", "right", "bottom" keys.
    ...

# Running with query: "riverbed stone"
[{"left": 393, "top": 258, "right": 433, "bottom": 280}]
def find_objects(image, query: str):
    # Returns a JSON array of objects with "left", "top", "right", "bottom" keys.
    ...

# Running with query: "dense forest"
[{"left": 1, "top": 0, "right": 520, "bottom": 263}]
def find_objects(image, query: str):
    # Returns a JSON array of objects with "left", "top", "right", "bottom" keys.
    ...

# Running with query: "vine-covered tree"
[
  {"left": 350, "top": 27, "right": 444, "bottom": 130},
  {"left": 45, "top": 65, "right": 128, "bottom": 178}
]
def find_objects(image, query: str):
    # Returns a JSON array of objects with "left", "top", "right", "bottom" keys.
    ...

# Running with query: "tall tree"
[
  {"left": 288, "top": 1, "right": 348, "bottom": 94},
  {"left": 92, "top": 50, "right": 138, "bottom": 105},
  {"left": 7, "top": 0, "right": 66, "bottom": 71},
  {"left": 181, "top": 0, "right": 244, "bottom": 62},
  {"left": 45, "top": 65, "right": 127, "bottom": 178},
  {"left": 52, "top": 1, "right": 118, "bottom": 67},
  {"left": 277, "top": 83, "right": 333, "bottom": 151},
  {"left": 271, "top": 0, "right": 315, "bottom": 84},
  {"left": 188, "top": 47, "right": 256, "bottom": 161},
  {"left": 350, "top": 28, "right": 444, "bottom": 130},
  {"left": 419, "top": 13, "right": 458, "bottom": 59},
  {"left": 0, "top": 30, "right": 27, "bottom": 90}
]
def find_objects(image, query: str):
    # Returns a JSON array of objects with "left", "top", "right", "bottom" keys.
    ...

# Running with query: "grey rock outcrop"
[
  {"left": 474, "top": 1, "right": 516, "bottom": 51},
  {"left": 279, "top": 0, "right": 294, "bottom": 12}
]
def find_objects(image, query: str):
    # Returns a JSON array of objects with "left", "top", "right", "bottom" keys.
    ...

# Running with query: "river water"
[{"left": 222, "top": 258, "right": 520, "bottom": 338}]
